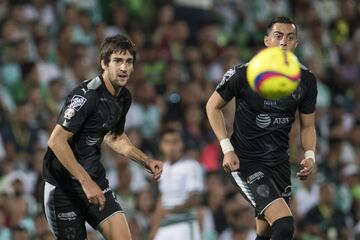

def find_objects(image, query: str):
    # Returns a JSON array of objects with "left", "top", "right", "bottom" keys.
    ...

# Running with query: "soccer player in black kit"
[
  {"left": 206, "top": 17, "right": 317, "bottom": 240},
  {"left": 43, "top": 34, "right": 163, "bottom": 240}
]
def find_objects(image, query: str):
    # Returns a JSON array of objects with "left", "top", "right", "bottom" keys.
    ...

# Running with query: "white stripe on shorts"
[
  {"left": 231, "top": 172, "right": 256, "bottom": 207},
  {"left": 44, "top": 182, "right": 58, "bottom": 236}
]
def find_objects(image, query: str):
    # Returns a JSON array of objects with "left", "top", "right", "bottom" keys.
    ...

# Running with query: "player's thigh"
[
  {"left": 256, "top": 217, "right": 271, "bottom": 236},
  {"left": 43, "top": 182, "right": 87, "bottom": 240},
  {"left": 263, "top": 198, "right": 292, "bottom": 225},
  {"left": 86, "top": 187, "right": 126, "bottom": 238},
  {"left": 155, "top": 221, "right": 201, "bottom": 240},
  {"left": 98, "top": 212, "right": 131, "bottom": 240}
]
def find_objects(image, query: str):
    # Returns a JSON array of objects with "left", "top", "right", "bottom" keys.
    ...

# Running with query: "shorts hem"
[
  {"left": 258, "top": 197, "right": 284, "bottom": 217},
  {"left": 95, "top": 210, "right": 124, "bottom": 228}
]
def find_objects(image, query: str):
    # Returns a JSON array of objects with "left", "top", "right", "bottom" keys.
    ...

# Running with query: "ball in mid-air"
[{"left": 246, "top": 47, "right": 301, "bottom": 100}]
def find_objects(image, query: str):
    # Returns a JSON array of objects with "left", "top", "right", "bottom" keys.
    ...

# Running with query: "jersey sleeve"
[
  {"left": 184, "top": 161, "right": 204, "bottom": 193},
  {"left": 57, "top": 88, "right": 96, "bottom": 133},
  {"left": 215, "top": 66, "right": 242, "bottom": 101},
  {"left": 298, "top": 71, "right": 318, "bottom": 114},
  {"left": 111, "top": 89, "right": 132, "bottom": 135}
]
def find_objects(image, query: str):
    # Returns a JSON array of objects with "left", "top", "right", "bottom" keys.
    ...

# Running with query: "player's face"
[
  {"left": 160, "top": 133, "right": 184, "bottom": 162},
  {"left": 264, "top": 23, "right": 298, "bottom": 51},
  {"left": 102, "top": 51, "right": 134, "bottom": 89}
]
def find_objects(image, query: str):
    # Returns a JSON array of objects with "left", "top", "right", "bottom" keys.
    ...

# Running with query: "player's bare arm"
[
  {"left": 206, "top": 91, "right": 239, "bottom": 172},
  {"left": 104, "top": 132, "right": 163, "bottom": 180},
  {"left": 48, "top": 125, "right": 106, "bottom": 210},
  {"left": 297, "top": 112, "right": 316, "bottom": 180}
]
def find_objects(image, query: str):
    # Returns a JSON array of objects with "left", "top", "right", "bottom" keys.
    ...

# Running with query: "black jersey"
[
  {"left": 43, "top": 76, "right": 131, "bottom": 187},
  {"left": 216, "top": 63, "right": 317, "bottom": 166}
]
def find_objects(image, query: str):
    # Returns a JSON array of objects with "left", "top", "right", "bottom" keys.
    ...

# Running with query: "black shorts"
[
  {"left": 229, "top": 160, "right": 291, "bottom": 218},
  {"left": 43, "top": 181, "right": 123, "bottom": 240}
]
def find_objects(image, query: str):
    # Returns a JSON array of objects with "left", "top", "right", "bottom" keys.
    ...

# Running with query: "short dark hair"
[
  {"left": 266, "top": 16, "right": 297, "bottom": 36},
  {"left": 159, "top": 127, "right": 182, "bottom": 140},
  {"left": 98, "top": 34, "right": 137, "bottom": 74}
]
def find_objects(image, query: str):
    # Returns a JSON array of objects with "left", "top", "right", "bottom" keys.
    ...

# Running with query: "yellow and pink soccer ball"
[{"left": 246, "top": 47, "right": 301, "bottom": 100}]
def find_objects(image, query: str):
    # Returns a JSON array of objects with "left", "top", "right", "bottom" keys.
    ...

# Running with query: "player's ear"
[
  {"left": 264, "top": 35, "right": 270, "bottom": 47},
  {"left": 101, "top": 60, "right": 106, "bottom": 71},
  {"left": 294, "top": 39, "right": 299, "bottom": 49}
]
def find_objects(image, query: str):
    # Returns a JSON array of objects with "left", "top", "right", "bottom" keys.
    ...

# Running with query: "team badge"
[
  {"left": 64, "top": 108, "right": 75, "bottom": 119},
  {"left": 69, "top": 95, "right": 87, "bottom": 111}
]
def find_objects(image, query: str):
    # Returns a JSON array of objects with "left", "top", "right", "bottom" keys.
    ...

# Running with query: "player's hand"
[
  {"left": 297, "top": 157, "right": 315, "bottom": 180},
  {"left": 222, "top": 151, "right": 240, "bottom": 173},
  {"left": 81, "top": 179, "right": 106, "bottom": 211},
  {"left": 146, "top": 159, "right": 163, "bottom": 181}
]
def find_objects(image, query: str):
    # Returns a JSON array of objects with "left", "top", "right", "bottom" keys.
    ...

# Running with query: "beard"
[{"left": 109, "top": 74, "right": 128, "bottom": 93}]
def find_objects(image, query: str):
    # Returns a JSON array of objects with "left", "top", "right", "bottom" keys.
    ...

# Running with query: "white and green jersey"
[{"left": 159, "top": 158, "right": 204, "bottom": 226}]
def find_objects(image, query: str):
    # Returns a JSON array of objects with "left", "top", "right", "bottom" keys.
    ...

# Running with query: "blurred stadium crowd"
[{"left": 0, "top": 0, "right": 359, "bottom": 239}]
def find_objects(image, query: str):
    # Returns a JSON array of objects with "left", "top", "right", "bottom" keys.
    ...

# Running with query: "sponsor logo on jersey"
[
  {"left": 255, "top": 114, "right": 271, "bottom": 128},
  {"left": 247, "top": 171, "right": 264, "bottom": 184},
  {"left": 57, "top": 211, "right": 77, "bottom": 221},
  {"left": 216, "top": 67, "right": 236, "bottom": 89},
  {"left": 273, "top": 117, "right": 289, "bottom": 125},
  {"left": 69, "top": 95, "right": 87, "bottom": 111},
  {"left": 64, "top": 108, "right": 75, "bottom": 119},
  {"left": 86, "top": 136, "right": 100, "bottom": 146}
]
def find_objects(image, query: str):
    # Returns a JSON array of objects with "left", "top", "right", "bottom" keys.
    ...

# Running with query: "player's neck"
[{"left": 102, "top": 73, "right": 122, "bottom": 96}]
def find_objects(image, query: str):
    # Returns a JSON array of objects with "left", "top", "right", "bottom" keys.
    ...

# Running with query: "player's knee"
[{"left": 271, "top": 216, "right": 294, "bottom": 240}]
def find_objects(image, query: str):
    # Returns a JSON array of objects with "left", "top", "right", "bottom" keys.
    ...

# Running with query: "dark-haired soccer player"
[
  {"left": 206, "top": 16, "right": 317, "bottom": 240},
  {"left": 43, "top": 34, "right": 163, "bottom": 240}
]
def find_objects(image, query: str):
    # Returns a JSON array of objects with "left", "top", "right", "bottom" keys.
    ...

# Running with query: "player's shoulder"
[
  {"left": 63, "top": 77, "right": 101, "bottom": 111},
  {"left": 224, "top": 63, "right": 247, "bottom": 76},
  {"left": 300, "top": 63, "right": 317, "bottom": 82},
  {"left": 218, "top": 63, "right": 246, "bottom": 86},
  {"left": 71, "top": 76, "right": 102, "bottom": 98}
]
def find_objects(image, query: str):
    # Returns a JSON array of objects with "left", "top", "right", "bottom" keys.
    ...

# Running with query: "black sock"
[
  {"left": 271, "top": 216, "right": 294, "bottom": 240},
  {"left": 255, "top": 235, "right": 270, "bottom": 240}
]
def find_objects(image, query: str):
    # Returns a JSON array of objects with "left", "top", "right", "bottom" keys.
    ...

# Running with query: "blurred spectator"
[
  {"left": 304, "top": 182, "right": 351, "bottom": 240},
  {"left": 294, "top": 172, "right": 319, "bottom": 219},
  {"left": 1, "top": 101, "right": 40, "bottom": 166},
  {"left": 125, "top": 80, "right": 163, "bottom": 140},
  {"left": 204, "top": 171, "right": 227, "bottom": 235},
  {"left": 219, "top": 191, "right": 256, "bottom": 240},
  {"left": 11, "top": 225, "right": 30, "bottom": 240},
  {"left": 0, "top": 207, "right": 11, "bottom": 240}
]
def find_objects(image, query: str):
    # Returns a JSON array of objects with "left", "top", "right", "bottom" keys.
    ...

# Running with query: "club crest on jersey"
[
  {"left": 64, "top": 108, "right": 75, "bottom": 119},
  {"left": 69, "top": 95, "right": 87, "bottom": 111}
]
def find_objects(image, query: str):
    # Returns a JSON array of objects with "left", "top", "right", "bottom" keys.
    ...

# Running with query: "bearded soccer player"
[
  {"left": 206, "top": 16, "right": 317, "bottom": 240},
  {"left": 43, "top": 34, "right": 163, "bottom": 240}
]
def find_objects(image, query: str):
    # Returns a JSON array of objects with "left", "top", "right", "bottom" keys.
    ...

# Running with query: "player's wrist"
[
  {"left": 220, "top": 138, "right": 234, "bottom": 154},
  {"left": 143, "top": 157, "right": 152, "bottom": 168},
  {"left": 304, "top": 150, "right": 315, "bottom": 164}
]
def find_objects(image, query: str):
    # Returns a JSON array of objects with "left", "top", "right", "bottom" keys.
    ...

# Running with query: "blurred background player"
[
  {"left": 206, "top": 16, "right": 317, "bottom": 240},
  {"left": 150, "top": 128, "right": 204, "bottom": 240}
]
